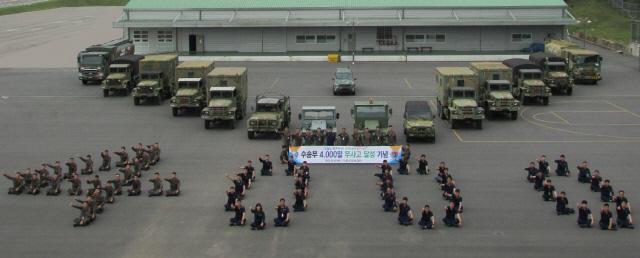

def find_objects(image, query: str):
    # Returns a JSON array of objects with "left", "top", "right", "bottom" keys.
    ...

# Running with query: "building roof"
[{"left": 125, "top": 0, "right": 567, "bottom": 10}]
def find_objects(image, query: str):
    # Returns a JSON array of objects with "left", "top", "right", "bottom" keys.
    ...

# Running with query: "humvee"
[
  {"left": 298, "top": 106, "right": 340, "bottom": 131},
  {"left": 332, "top": 67, "right": 356, "bottom": 95}
]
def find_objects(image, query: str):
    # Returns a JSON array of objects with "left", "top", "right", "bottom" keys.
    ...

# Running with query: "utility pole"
[{"left": 577, "top": 17, "right": 592, "bottom": 48}]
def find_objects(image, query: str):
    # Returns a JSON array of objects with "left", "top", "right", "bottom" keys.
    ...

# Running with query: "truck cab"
[
  {"left": 543, "top": 61, "right": 572, "bottom": 94},
  {"left": 566, "top": 49, "right": 602, "bottom": 84},
  {"left": 133, "top": 71, "right": 166, "bottom": 105},
  {"left": 351, "top": 99, "right": 392, "bottom": 134},
  {"left": 247, "top": 94, "right": 291, "bottom": 139},
  {"left": 298, "top": 106, "right": 340, "bottom": 131},
  {"left": 517, "top": 68, "right": 550, "bottom": 105},
  {"left": 332, "top": 68, "right": 356, "bottom": 95},
  {"left": 102, "top": 64, "right": 132, "bottom": 96},
  {"left": 171, "top": 78, "right": 206, "bottom": 116},
  {"left": 436, "top": 67, "right": 484, "bottom": 129},
  {"left": 77, "top": 52, "right": 108, "bottom": 84},
  {"left": 483, "top": 80, "right": 519, "bottom": 120}
]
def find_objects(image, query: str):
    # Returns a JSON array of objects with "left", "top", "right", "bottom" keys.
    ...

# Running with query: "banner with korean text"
[{"left": 289, "top": 146, "right": 403, "bottom": 164}]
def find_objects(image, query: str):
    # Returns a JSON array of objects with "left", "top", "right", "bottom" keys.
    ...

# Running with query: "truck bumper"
[
  {"left": 451, "top": 115, "right": 484, "bottom": 120},
  {"left": 489, "top": 106, "right": 519, "bottom": 112},
  {"left": 171, "top": 103, "right": 201, "bottom": 108},
  {"left": 576, "top": 75, "right": 601, "bottom": 81},
  {"left": 201, "top": 115, "right": 234, "bottom": 121},
  {"left": 247, "top": 128, "right": 278, "bottom": 133},
  {"left": 406, "top": 129, "right": 435, "bottom": 138}
]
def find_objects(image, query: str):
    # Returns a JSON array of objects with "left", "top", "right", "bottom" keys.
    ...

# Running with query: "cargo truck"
[
  {"left": 77, "top": 39, "right": 134, "bottom": 85},
  {"left": 529, "top": 52, "right": 574, "bottom": 95},
  {"left": 436, "top": 67, "right": 484, "bottom": 129},
  {"left": 545, "top": 39, "right": 602, "bottom": 84},
  {"left": 503, "top": 59, "right": 550, "bottom": 105},
  {"left": 201, "top": 67, "right": 248, "bottom": 129},
  {"left": 469, "top": 62, "right": 519, "bottom": 120},
  {"left": 170, "top": 61, "right": 215, "bottom": 116},
  {"left": 132, "top": 54, "right": 178, "bottom": 105},
  {"left": 102, "top": 55, "right": 144, "bottom": 97}
]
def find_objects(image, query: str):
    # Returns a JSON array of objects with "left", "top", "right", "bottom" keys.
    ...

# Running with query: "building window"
[
  {"left": 511, "top": 33, "right": 532, "bottom": 43},
  {"left": 157, "top": 30, "right": 173, "bottom": 43},
  {"left": 405, "top": 34, "right": 425, "bottom": 43},
  {"left": 296, "top": 34, "right": 335, "bottom": 44},
  {"left": 317, "top": 35, "right": 336, "bottom": 44},
  {"left": 296, "top": 35, "right": 316, "bottom": 44},
  {"left": 376, "top": 27, "right": 396, "bottom": 45},
  {"left": 406, "top": 33, "right": 445, "bottom": 43},
  {"left": 133, "top": 30, "right": 149, "bottom": 43}
]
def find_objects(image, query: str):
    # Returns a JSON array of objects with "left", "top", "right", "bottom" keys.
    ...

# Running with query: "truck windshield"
[
  {"left": 356, "top": 106, "right": 386, "bottom": 118},
  {"left": 211, "top": 91, "right": 233, "bottom": 98},
  {"left": 523, "top": 73, "right": 542, "bottom": 80},
  {"left": 574, "top": 55, "right": 601, "bottom": 65},
  {"left": 109, "top": 67, "right": 127, "bottom": 73},
  {"left": 257, "top": 104, "right": 278, "bottom": 112},
  {"left": 489, "top": 84, "right": 511, "bottom": 91},
  {"left": 407, "top": 111, "right": 432, "bottom": 120},
  {"left": 179, "top": 82, "right": 200, "bottom": 88},
  {"left": 141, "top": 73, "right": 160, "bottom": 80},
  {"left": 336, "top": 72, "right": 352, "bottom": 80},
  {"left": 452, "top": 90, "right": 475, "bottom": 98},
  {"left": 547, "top": 65, "right": 565, "bottom": 72},
  {"left": 80, "top": 55, "right": 104, "bottom": 65},
  {"left": 304, "top": 111, "right": 334, "bottom": 120}
]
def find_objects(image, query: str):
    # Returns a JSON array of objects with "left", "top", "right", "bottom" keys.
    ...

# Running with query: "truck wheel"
[
  {"left": 248, "top": 131, "right": 255, "bottom": 139},
  {"left": 82, "top": 80, "right": 88, "bottom": 85},
  {"left": 352, "top": 90, "right": 356, "bottom": 96},
  {"left": 133, "top": 97, "right": 140, "bottom": 106},
  {"left": 333, "top": 90, "right": 337, "bottom": 96},
  {"left": 430, "top": 137, "right": 436, "bottom": 144},
  {"left": 511, "top": 111, "right": 518, "bottom": 120},
  {"left": 155, "top": 96, "right": 162, "bottom": 104},
  {"left": 476, "top": 120, "right": 483, "bottom": 130},
  {"left": 204, "top": 121, "right": 210, "bottom": 129},
  {"left": 486, "top": 110, "right": 494, "bottom": 120},
  {"left": 450, "top": 119, "right": 456, "bottom": 129},
  {"left": 172, "top": 107, "right": 179, "bottom": 117},
  {"left": 229, "top": 122, "right": 235, "bottom": 129},
  {"left": 103, "top": 89, "right": 109, "bottom": 98},
  {"left": 593, "top": 80, "right": 598, "bottom": 85},
  {"left": 543, "top": 97, "right": 549, "bottom": 106},
  {"left": 567, "top": 88, "right": 573, "bottom": 96}
]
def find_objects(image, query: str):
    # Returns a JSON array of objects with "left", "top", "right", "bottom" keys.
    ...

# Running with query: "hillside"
[{"left": 566, "top": 0, "right": 634, "bottom": 44}]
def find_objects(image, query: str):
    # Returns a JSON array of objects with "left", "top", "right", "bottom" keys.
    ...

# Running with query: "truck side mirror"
[
  {"left": 389, "top": 108, "right": 393, "bottom": 115},
  {"left": 298, "top": 113, "right": 302, "bottom": 120},
  {"left": 336, "top": 113, "right": 340, "bottom": 119}
]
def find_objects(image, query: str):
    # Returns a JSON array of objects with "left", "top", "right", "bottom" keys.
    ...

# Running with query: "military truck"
[
  {"left": 351, "top": 98, "right": 393, "bottom": 135},
  {"left": 331, "top": 67, "right": 356, "bottom": 95},
  {"left": 298, "top": 106, "right": 340, "bottom": 131},
  {"left": 170, "top": 61, "right": 215, "bottom": 116},
  {"left": 102, "top": 55, "right": 144, "bottom": 97},
  {"left": 545, "top": 39, "right": 602, "bottom": 84},
  {"left": 435, "top": 67, "right": 484, "bottom": 129},
  {"left": 201, "top": 67, "right": 248, "bottom": 129},
  {"left": 529, "top": 52, "right": 574, "bottom": 95},
  {"left": 132, "top": 54, "right": 178, "bottom": 105},
  {"left": 77, "top": 39, "right": 134, "bottom": 85},
  {"left": 469, "top": 62, "right": 519, "bottom": 120},
  {"left": 403, "top": 101, "right": 435, "bottom": 143},
  {"left": 503, "top": 59, "right": 551, "bottom": 105},
  {"left": 247, "top": 93, "right": 291, "bottom": 139}
]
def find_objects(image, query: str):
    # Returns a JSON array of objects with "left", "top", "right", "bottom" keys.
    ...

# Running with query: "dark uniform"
[
  {"left": 577, "top": 165, "right": 591, "bottom": 183},
  {"left": 285, "top": 158, "right": 296, "bottom": 176},
  {"left": 86, "top": 176, "right": 102, "bottom": 195},
  {"left": 119, "top": 165, "right": 133, "bottom": 185},
  {"left": 131, "top": 158, "right": 142, "bottom": 177},
  {"left": 537, "top": 158, "right": 550, "bottom": 177},
  {"left": 303, "top": 130, "right": 313, "bottom": 146},
  {"left": 230, "top": 202, "right": 246, "bottom": 226},
  {"left": 325, "top": 129, "right": 336, "bottom": 146},
  {"left": 599, "top": 207, "right": 616, "bottom": 230},
  {"left": 259, "top": 157, "right": 273, "bottom": 176},
  {"left": 127, "top": 177, "right": 141, "bottom": 196},
  {"left": 600, "top": 183, "right": 614, "bottom": 202},
  {"left": 542, "top": 183, "right": 556, "bottom": 201},
  {"left": 65, "top": 159, "right": 77, "bottom": 179},
  {"left": 274, "top": 204, "right": 290, "bottom": 227},
  {"left": 79, "top": 155, "right": 94, "bottom": 175},
  {"left": 554, "top": 158, "right": 570, "bottom": 176},
  {"left": 250, "top": 206, "right": 266, "bottom": 230},
  {"left": 374, "top": 129, "right": 385, "bottom": 146},
  {"left": 35, "top": 166, "right": 50, "bottom": 188},
  {"left": 419, "top": 208, "right": 434, "bottom": 229},
  {"left": 524, "top": 165, "right": 537, "bottom": 183},
  {"left": 556, "top": 195, "right": 575, "bottom": 215},
  {"left": 442, "top": 204, "right": 460, "bottom": 227},
  {"left": 293, "top": 190, "right": 306, "bottom": 212},
  {"left": 577, "top": 205, "right": 593, "bottom": 228},
  {"left": 337, "top": 129, "right": 350, "bottom": 146},
  {"left": 590, "top": 174, "right": 602, "bottom": 192},
  {"left": 46, "top": 162, "right": 62, "bottom": 177},
  {"left": 225, "top": 188, "right": 237, "bottom": 211},
  {"left": 103, "top": 184, "right": 115, "bottom": 203},
  {"left": 397, "top": 158, "right": 409, "bottom": 175},
  {"left": 533, "top": 171, "right": 545, "bottom": 191},
  {"left": 99, "top": 151, "right": 111, "bottom": 171},
  {"left": 616, "top": 204, "right": 634, "bottom": 229},
  {"left": 352, "top": 129, "right": 363, "bottom": 146},
  {"left": 416, "top": 158, "right": 429, "bottom": 175},
  {"left": 382, "top": 189, "right": 397, "bottom": 212},
  {"left": 398, "top": 203, "right": 413, "bottom": 226},
  {"left": 313, "top": 129, "right": 324, "bottom": 146},
  {"left": 72, "top": 201, "right": 91, "bottom": 227}
]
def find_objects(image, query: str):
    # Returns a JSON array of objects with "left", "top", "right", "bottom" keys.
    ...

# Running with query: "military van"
[
  {"left": 469, "top": 62, "right": 519, "bottom": 120},
  {"left": 331, "top": 67, "right": 356, "bottom": 95},
  {"left": 436, "top": 67, "right": 484, "bottom": 129},
  {"left": 170, "top": 61, "right": 215, "bottom": 116},
  {"left": 102, "top": 55, "right": 144, "bottom": 97},
  {"left": 201, "top": 67, "right": 248, "bottom": 129},
  {"left": 247, "top": 93, "right": 291, "bottom": 139},
  {"left": 132, "top": 54, "right": 178, "bottom": 105},
  {"left": 403, "top": 101, "right": 435, "bottom": 143},
  {"left": 503, "top": 59, "right": 550, "bottom": 105},
  {"left": 298, "top": 106, "right": 340, "bottom": 131},
  {"left": 529, "top": 52, "right": 574, "bottom": 95}
]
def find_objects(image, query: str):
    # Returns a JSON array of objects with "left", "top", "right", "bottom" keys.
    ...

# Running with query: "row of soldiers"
[
  {"left": 375, "top": 159, "right": 464, "bottom": 229},
  {"left": 524, "top": 155, "right": 634, "bottom": 230},
  {"left": 281, "top": 126, "right": 399, "bottom": 147}
]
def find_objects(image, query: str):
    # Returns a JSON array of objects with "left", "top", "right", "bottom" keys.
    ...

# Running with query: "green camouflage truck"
[
  {"left": 545, "top": 39, "right": 602, "bottom": 84},
  {"left": 403, "top": 100, "right": 435, "bottom": 143},
  {"left": 170, "top": 61, "right": 215, "bottom": 116},
  {"left": 132, "top": 54, "right": 178, "bottom": 105},
  {"left": 298, "top": 106, "right": 340, "bottom": 131},
  {"left": 351, "top": 98, "right": 393, "bottom": 136},
  {"left": 201, "top": 67, "right": 248, "bottom": 129},
  {"left": 102, "top": 55, "right": 144, "bottom": 97},
  {"left": 247, "top": 93, "right": 291, "bottom": 139},
  {"left": 436, "top": 67, "right": 484, "bottom": 129},
  {"left": 503, "top": 59, "right": 550, "bottom": 105},
  {"left": 469, "top": 62, "right": 519, "bottom": 120},
  {"left": 77, "top": 39, "right": 134, "bottom": 85},
  {"left": 529, "top": 52, "right": 574, "bottom": 95}
]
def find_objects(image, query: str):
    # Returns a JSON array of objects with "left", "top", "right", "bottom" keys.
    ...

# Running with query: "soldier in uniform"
[
  {"left": 397, "top": 156, "right": 410, "bottom": 175},
  {"left": 145, "top": 145, "right": 158, "bottom": 166},
  {"left": 590, "top": 170, "right": 602, "bottom": 192},
  {"left": 119, "top": 164, "right": 133, "bottom": 186},
  {"left": 352, "top": 128, "right": 363, "bottom": 146},
  {"left": 599, "top": 203, "right": 616, "bottom": 230},
  {"left": 291, "top": 129, "right": 302, "bottom": 147},
  {"left": 92, "top": 188, "right": 106, "bottom": 214},
  {"left": 374, "top": 127, "right": 385, "bottom": 146},
  {"left": 274, "top": 198, "right": 290, "bottom": 227},
  {"left": 71, "top": 198, "right": 91, "bottom": 227},
  {"left": 65, "top": 158, "right": 77, "bottom": 179},
  {"left": 103, "top": 181, "right": 116, "bottom": 203},
  {"left": 285, "top": 154, "right": 296, "bottom": 176},
  {"left": 375, "top": 160, "right": 392, "bottom": 175},
  {"left": 397, "top": 197, "right": 414, "bottom": 226},
  {"left": 130, "top": 158, "right": 142, "bottom": 178},
  {"left": 4, "top": 172, "right": 25, "bottom": 194},
  {"left": 382, "top": 187, "right": 397, "bottom": 212},
  {"left": 556, "top": 191, "right": 575, "bottom": 215},
  {"left": 67, "top": 173, "right": 83, "bottom": 196},
  {"left": 442, "top": 177, "right": 456, "bottom": 200},
  {"left": 164, "top": 172, "right": 180, "bottom": 197},
  {"left": 416, "top": 154, "right": 429, "bottom": 175},
  {"left": 419, "top": 205, "right": 435, "bottom": 230},
  {"left": 281, "top": 127, "right": 291, "bottom": 147},
  {"left": 337, "top": 127, "right": 349, "bottom": 146},
  {"left": 46, "top": 161, "right": 62, "bottom": 177},
  {"left": 600, "top": 179, "right": 614, "bottom": 202},
  {"left": 577, "top": 200, "right": 594, "bottom": 228},
  {"left": 229, "top": 199, "right": 246, "bottom": 226},
  {"left": 99, "top": 150, "right": 111, "bottom": 171},
  {"left": 442, "top": 201, "right": 462, "bottom": 227},
  {"left": 525, "top": 162, "right": 538, "bottom": 183},
  {"left": 616, "top": 201, "right": 634, "bottom": 229},
  {"left": 132, "top": 143, "right": 145, "bottom": 159},
  {"left": 554, "top": 154, "right": 570, "bottom": 177},
  {"left": 114, "top": 146, "right": 129, "bottom": 168},
  {"left": 313, "top": 128, "right": 324, "bottom": 145},
  {"left": 35, "top": 164, "right": 50, "bottom": 188},
  {"left": 387, "top": 125, "right": 397, "bottom": 146},
  {"left": 18, "top": 168, "right": 33, "bottom": 188},
  {"left": 363, "top": 128, "right": 372, "bottom": 146},
  {"left": 107, "top": 174, "right": 123, "bottom": 195},
  {"left": 537, "top": 155, "right": 550, "bottom": 177},
  {"left": 225, "top": 186, "right": 237, "bottom": 211},
  {"left": 292, "top": 188, "right": 307, "bottom": 212},
  {"left": 148, "top": 172, "right": 163, "bottom": 197},
  {"left": 242, "top": 160, "right": 256, "bottom": 181},
  {"left": 303, "top": 129, "right": 313, "bottom": 146},
  {"left": 226, "top": 174, "right": 245, "bottom": 199},
  {"left": 258, "top": 155, "right": 273, "bottom": 176},
  {"left": 325, "top": 127, "right": 336, "bottom": 146},
  {"left": 153, "top": 143, "right": 162, "bottom": 163},
  {"left": 26, "top": 172, "right": 41, "bottom": 195},
  {"left": 46, "top": 174, "right": 62, "bottom": 196},
  {"left": 577, "top": 161, "right": 591, "bottom": 183},
  {"left": 542, "top": 179, "right": 557, "bottom": 202},
  {"left": 79, "top": 154, "right": 94, "bottom": 175},
  {"left": 279, "top": 145, "right": 289, "bottom": 164},
  {"left": 86, "top": 175, "right": 102, "bottom": 196},
  {"left": 141, "top": 151, "right": 151, "bottom": 171},
  {"left": 127, "top": 175, "right": 141, "bottom": 196},
  {"left": 250, "top": 203, "right": 266, "bottom": 230}
]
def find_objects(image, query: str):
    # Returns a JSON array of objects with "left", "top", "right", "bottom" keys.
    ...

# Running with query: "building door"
[{"left": 189, "top": 34, "right": 204, "bottom": 53}]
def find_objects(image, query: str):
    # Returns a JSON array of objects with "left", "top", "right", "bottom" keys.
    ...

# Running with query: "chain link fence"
[{"left": 609, "top": 0, "right": 640, "bottom": 18}]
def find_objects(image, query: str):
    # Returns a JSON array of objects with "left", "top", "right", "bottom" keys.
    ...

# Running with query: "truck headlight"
[
  {"left": 513, "top": 101, "right": 519, "bottom": 106},
  {"left": 476, "top": 107, "right": 484, "bottom": 113},
  {"left": 249, "top": 120, "right": 257, "bottom": 126},
  {"left": 228, "top": 111, "right": 234, "bottom": 115},
  {"left": 490, "top": 102, "right": 496, "bottom": 106},
  {"left": 97, "top": 73, "right": 104, "bottom": 77}
]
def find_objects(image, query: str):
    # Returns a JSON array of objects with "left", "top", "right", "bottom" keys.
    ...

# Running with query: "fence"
[{"left": 609, "top": 0, "right": 640, "bottom": 18}]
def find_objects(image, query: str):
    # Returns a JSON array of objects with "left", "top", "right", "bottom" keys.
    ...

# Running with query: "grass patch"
[
  {"left": 0, "top": 0, "right": 128, "bottom": 16},
  {"left": 566, "top": 0, "right": 633, "bottom": 44}
]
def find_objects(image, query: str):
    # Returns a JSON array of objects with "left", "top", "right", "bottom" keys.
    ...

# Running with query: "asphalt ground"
[{"left": 1, "top": 7, "right": 640, "bottom": 258}]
